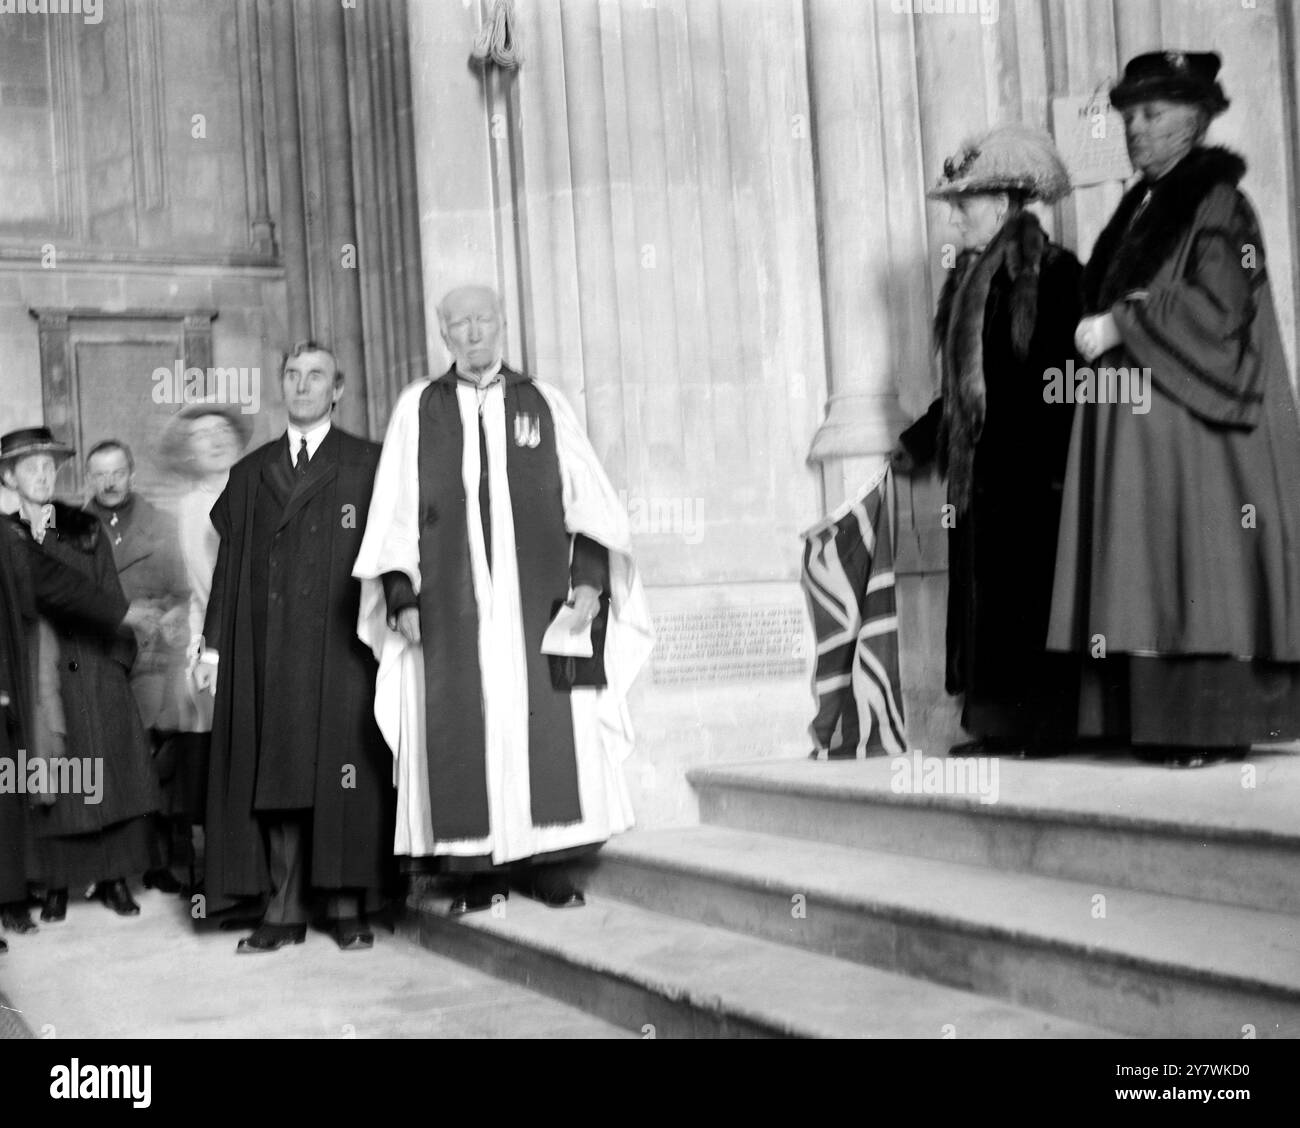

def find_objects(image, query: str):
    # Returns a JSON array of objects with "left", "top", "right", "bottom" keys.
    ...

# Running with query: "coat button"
[{"left": 67, "top": 660, "right": 79, "bottom": 672}]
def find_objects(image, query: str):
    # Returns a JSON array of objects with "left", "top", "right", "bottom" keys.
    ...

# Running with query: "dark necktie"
[
  {"left": 478, "top": 408, "right": 492, "bottom": 573},
  {"left": 295, "top": 435, "right": 310, "bottom": 479}
]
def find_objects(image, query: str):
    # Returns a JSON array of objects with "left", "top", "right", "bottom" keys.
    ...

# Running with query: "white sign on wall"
[{"left": 1051, "top": 94, "right": 1133, "bottom": 188}]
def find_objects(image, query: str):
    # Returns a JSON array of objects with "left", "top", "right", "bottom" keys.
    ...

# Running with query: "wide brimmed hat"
[
  {"left": 927, "top": 123, "right": 1071, "bottom": 204},
  {"left": 1110, "top": 50, "right": 1229, "bottom": 116},
  {"left": 156, "top": 397, "right": 255, "bottom": 474},
  {"left": 0, "top": 426, "right": 74, "bottom": 468}
]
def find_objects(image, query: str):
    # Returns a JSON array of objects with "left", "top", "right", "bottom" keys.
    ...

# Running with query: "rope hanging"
[{"left": 471, "top": 0, "right": 523, "bottom": 70}]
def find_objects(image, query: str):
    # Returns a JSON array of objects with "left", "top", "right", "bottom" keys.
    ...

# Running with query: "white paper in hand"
[{"left": 541, "top": 602, "right": 595, "bottom": 658}]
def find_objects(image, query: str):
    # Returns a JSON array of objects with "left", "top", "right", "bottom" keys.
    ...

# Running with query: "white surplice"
[{"left": 353, "top": 375, "right": 653, "bottom": 863}]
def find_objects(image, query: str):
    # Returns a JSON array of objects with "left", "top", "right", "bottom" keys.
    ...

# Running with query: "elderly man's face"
[
  {"left": 441, "top": 288, "right": 504, "bottom": 376},
  {"left": 1121, "top": 99, "right": 1203, "bottom": 179},
  {"left": 87, "top": 447, "right": 132, "bottom": 509},
  {"left": 4, "top": 453, "right": 58, "bottom": 506},
  {"left": 282, "top": 348, "right": 342, "bottom": 429}
]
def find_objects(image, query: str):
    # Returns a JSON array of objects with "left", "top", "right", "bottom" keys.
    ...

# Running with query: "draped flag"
[{"left": 800, "top": 466, "right": 907, "bottom": 759}]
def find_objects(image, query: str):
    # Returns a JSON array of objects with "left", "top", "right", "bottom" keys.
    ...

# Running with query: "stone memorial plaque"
[{"left": 651, "top": 603, "right": 808, "bottom": 685}]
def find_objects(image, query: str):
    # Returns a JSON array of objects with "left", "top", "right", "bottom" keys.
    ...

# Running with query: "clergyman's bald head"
[
  {"left": 437, "top": 285, "right": 505, "bottom": 330},
  {"left": 438, "top": 285, "right": 506, "bottom": 377}
]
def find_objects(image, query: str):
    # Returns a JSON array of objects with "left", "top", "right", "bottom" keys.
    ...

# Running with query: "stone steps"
[
  {"left": 400, "top": 889, "right": 1115, "bottom": 1038},
  {"left": 585, "top": 824, "right": 1300, "bottom": 1037},
  {"left": 401, "top": 751, "right": 1300, "bottom": 1037},
  {"left": 689, "top": 752, "right": 1300, "bottom": 914}
]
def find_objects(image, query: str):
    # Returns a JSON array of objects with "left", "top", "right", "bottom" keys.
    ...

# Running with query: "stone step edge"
[
  {"left": 402, "top": 892, "right": 1116, "bottom": 1039},
  {"left": 592, "top": 832, "right": 1300, "bottom": 1001},
  {"left": 687, "top": 765, "right": 1300, "bottom": 848}
]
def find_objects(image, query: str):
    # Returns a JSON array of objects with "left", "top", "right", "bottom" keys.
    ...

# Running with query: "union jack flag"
[{"left": 800, "top": 466, "right": 907, "bottom": 759}]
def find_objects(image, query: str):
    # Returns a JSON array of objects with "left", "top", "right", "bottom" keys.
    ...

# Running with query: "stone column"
[
  {"left": 268, "top": 0, "right": 310, "bottom": 341},
  {"left": 803, "top": 0, "right": 925, "bottom": 497},
  {"left": 313, "top": 0, "right": 367, "bottom": 436}
]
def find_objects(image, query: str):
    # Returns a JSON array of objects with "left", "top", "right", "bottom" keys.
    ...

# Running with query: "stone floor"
[{"left": 0, "top": 887, "right": 630, "bottom": 1039}]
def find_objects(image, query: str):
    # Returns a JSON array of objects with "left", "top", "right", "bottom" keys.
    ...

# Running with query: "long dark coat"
[
  {"left": 4, "top": 506, "right": 159, "bottom": 838},
  {"left": 88, "top": 495, "right": 191, "bottom": 732},
  {"left": 0, "top": 519, "right": 128, "bottom": 901},
  {"left": 901, "top": 210, "right": 1082, "bottom": 738},
  {"left": 1047, "top": 146, "right": 1300, "bottom": 744},
  {"left": 202, "top": 427, "right": 394, "bottom": 911}
]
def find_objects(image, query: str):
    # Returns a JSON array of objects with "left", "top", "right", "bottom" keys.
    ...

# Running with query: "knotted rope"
[{"left": 471, "top": 0, "right": 523, "bottom": 70}]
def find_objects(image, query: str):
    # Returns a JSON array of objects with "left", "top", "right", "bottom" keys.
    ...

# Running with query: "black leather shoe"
[
  {"left": 0, "top": 936, "right": 7, "bottom": 953},
  {"left": 330, "top": 918, "right": 374, "bottom": 951},
  {"left": 448, "top": 878, "right": 508, "bottom": 917},
  {"left": 143, "top": 868, "right": 186, "bottom": 895},
  {"left": 236, "top": 922, "right": 307, "bottom": 954},
  {"left": 41, "top": 889, "right": 68, "bottom": 922},
  {"left": 514, "top": 867, "right": 586, "bottom": 909},
  {"left": 92, "top": 879, "right": 141, "bottom": 916},
  {"left": 1, "top": 904, "right": 37, "bottom": 934}
]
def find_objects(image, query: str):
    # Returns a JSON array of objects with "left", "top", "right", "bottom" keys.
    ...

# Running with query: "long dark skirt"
[
  {"left": 30, "top": 815, "right": 153, "bottom": 887},
  {"left": 1078, "top": 655, "right": 1300, "bottom": 747}
]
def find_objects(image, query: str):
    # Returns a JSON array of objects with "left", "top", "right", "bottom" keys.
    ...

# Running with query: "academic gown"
[
  {"left": 202, "top": 427, "right": 395, "bottom": 912},
  {"left": 353, "top": 367, "right": 654, "bottom": 866}
]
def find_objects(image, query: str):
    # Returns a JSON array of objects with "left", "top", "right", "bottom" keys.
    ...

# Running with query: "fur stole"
[
  {"left": 5, "top": 503, "right": 102, "bottom": 554},
  {"left": 1082, "top": 145, "right": 1247, "bottom": 312},
  {"left": 935, "top": 208, "right": 1050, "bottom": 515}
]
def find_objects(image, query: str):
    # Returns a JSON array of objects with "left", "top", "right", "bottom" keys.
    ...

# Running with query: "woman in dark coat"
[
  {"left": 894, "top": 124, "right": 1082, "bottom": 756},
  {"left": 1050, "top": 51, "right": 1300, "bottom": 767},
  {"left": 0, "top": 504, "right": 133, "bottom": 939},
  {"left": 1, "top": 429, "right": 159, "bottom": 919}
]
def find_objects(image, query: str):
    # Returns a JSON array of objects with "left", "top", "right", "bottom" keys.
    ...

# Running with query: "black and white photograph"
[{"left": 0, "top": 0, "right": 1295, "bottom": 1097}]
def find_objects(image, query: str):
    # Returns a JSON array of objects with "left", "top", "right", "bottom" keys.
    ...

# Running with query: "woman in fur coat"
[
  {"left": 1051, "top": 51, "right": 1300, "bottom": 767},
  {"left": 894, "top": 124, "right": 1082, "bottom": 757},
  {"left": 0, "top": 429, "right": 159, "bottom": 920}
]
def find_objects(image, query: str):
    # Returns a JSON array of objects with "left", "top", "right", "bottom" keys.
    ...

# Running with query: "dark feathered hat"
[{"left": 1110, "top": 50, "right": 1229, "bottom": 117}]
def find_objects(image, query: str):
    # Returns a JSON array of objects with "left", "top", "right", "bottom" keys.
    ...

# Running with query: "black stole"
[{"left": 416, "top": 369, "right": 582, "bottom": 841}]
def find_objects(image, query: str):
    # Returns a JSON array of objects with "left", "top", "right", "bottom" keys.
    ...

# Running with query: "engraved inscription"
[{"left": 651, "top": 604, "right": 807, "bottom": 685}]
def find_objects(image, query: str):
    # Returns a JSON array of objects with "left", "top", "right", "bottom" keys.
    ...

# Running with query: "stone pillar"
[
  {"left": 803, "top": 0, "right": 924, "bottom": 498},
  {"left": 268, "top": 0, "right": 311, "bottom": 342},
  {"left": 313, "top": 0, "right": 367, "bottom": 436}
]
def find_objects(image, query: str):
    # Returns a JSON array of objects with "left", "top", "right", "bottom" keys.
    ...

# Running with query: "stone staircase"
[{"left": 401, "top": 749, "right": 1300, "bottom": 1038}]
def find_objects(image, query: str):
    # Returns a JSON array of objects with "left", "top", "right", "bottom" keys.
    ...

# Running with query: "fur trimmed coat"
[
  {"left": 1048, "top": 148, "right": 1300, "bottom": 690},
  {"left": 900, "top": 210, "right": 1082, "bottom": 724},
  {"left": 4, "top": 504, "right": 159, "bottom": 838}
]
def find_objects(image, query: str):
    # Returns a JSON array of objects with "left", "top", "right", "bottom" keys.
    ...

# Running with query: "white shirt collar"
[
  {"left": 456, "top": 359, "right": 503, "bottom": 387},
  {"left": 286, "top": 417, "right": 332, "bottom": 460}
]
